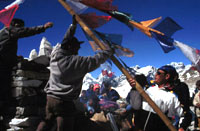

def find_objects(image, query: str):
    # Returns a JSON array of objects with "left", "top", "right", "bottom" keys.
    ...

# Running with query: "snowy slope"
[{"left": 82, "top": 62, "right": 200, "bottom": 98}]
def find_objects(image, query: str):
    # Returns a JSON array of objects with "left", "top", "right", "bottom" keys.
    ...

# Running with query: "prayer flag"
[
  {"left": 79, "top": 13, "right": 112, "bottom": 29},
  {"left": 0, "top": 4, "right": 19, "bottom": 27},
  {"left": 151, "top": 32, "right": 175, "bottom": 53},
  {"left": 65, "top": 0, "right": 88, "bottom": 14},
  {"left": 80, "top": 0, "right": 117, "bottom": 11},
  {"left": 0, "top": 0, "right": 24, "bottom": 27},
  {"left": 84, "top": 30, "right": 134, "bottom": 57},
  {"left": 5, "top": 0, "right": 24, "bottom": 9},
  {"left": 150, "top": 17, "right": 183, "bottom": 53},
  {"left": 101, "top": 59, "right": 112, "bottom": 76},
  {"left": 173, "top": 40, "right": 200, "bottom": 72},
  {"left": 95, "top": 30, "right": 134, "bottom": 57},
  {"left": 154, "top": 17, "right": 183, "bottom": 37},
  {"left": 107, "top": 10, "right": 134, "bottom": 31}
]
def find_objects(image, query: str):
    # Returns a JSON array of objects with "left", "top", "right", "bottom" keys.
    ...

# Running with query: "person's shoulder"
[
  {"left": 176, "top": 81, "right": 189, "bottom": 91},
  {"left": 145, "top": 85, "right": 160, "bottom": 94},
  {"left": 111, "top": 88, "right": 116, "bottom": 91},
  {"left": 0, "top": 27, "right": 9, "bottom": 34},
  {"left": 147, "top": 85, "right": 158, "bottom": 90},
  {"left": 0, "top": 27, "right": 7, "bottom": 31},
  {"left": 196, "top": 90, "right": 200, "bottom": 94},
  {"left": 180, "top": 82, "right": 188, "bottom": 88}
]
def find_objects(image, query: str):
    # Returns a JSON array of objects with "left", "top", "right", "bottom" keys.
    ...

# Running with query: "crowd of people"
[
  {"left": 1, "top": 15, "right": 200, "bottom": 131},
  {"left": 79, "top": 82, "right": 120, "bottom": 117}
]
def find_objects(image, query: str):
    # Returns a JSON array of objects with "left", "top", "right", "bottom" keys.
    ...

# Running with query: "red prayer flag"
[
  {"left": 79, "top": 13, "right": 112, "bottom": 29},
  {"left": 0, "top": 4, "right": 19, "bottom": 27},
  {"left": 80, "top": 0, "right": 117, "bottom": 11}
]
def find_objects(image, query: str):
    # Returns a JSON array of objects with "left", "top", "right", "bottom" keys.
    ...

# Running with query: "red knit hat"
[{"left": 93, "top": 84, "right": 100, "bottom": 91}]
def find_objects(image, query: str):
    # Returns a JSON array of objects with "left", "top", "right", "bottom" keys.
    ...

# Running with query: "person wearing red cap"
[
  {"left": 85, "top": 84, "right": 100, "bottom": 116},
  {"left": 93, "top": 84, "right": 100, "bottom": 94}
]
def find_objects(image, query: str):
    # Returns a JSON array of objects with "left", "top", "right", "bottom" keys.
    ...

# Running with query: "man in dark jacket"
[
  {"left": 36, "top": 16, "right": 113, "bottom": 131},
  {"left": 102, "top": 80, "right": 120, "bottom": 102},
  {"left": 172, "top": 72, "right": 192, "bottom": 131},
  {"left": 0, "top": 18, "right": 53, "bottom": 130}
]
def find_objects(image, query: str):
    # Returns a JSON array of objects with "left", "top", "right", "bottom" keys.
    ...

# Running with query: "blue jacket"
[{"left": 106, "top": 89, "right": 120, "bottom": 102}]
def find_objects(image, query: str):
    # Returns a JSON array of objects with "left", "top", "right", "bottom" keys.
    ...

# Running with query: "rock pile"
[
  {"left": 6, "top": 37, "right": 52, "bottom": 131},
  {"left": 7, "top": 56, "right": 50, "bottom": 131}
]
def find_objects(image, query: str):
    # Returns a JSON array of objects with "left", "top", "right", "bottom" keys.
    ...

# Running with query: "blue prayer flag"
[
  {"left": 83, "top": 30, "right": 134, "bottom": 57},
  {"left": 154, "top": 17, "right": 183, "bottom": 37},
  {"left": 151, "top": 32, "right": 175, "bottom": 53}
]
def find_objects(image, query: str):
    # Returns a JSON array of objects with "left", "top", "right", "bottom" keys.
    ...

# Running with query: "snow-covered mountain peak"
[{"left": 83, "top": 62, "right": 200, "bottom": 98}]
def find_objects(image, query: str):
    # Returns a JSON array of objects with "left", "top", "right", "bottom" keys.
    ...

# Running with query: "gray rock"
[
  {"left": 15, "top": 70, "right": 49, "bottom": 80},
  {"left": 12, "top": 80, "right": 43, "bottom": 87}
]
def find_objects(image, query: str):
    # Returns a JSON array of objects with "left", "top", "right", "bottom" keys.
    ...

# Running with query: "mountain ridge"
[{"left": 82, "top": 62, "right": 200, "bottom": 98}]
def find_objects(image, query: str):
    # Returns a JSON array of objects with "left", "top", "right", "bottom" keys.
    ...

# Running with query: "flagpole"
[{"left": 58, "top": 0, "right": 176, "bottom": 130}]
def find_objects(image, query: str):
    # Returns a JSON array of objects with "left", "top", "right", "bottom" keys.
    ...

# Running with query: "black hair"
[
  {"left": 196, "top": 80, "right": 200, "bottom": 87},
  {"left": 89, "top": 84, "right": 94, "bottom": 89},
  {"left": 10, "top": 18, "right": 25, "bottom": 27},
  {"left": 158, "top": 65, "right": 177, "bottom": 83},
  {"left": 103, "top": 80, "right": 112, "bottom": 88},
  {"left": 135, "top": 74, "right": 149, "bottom": 88},
  {"left": 61, "top": 37, "right": 83, "bottom": 50}
]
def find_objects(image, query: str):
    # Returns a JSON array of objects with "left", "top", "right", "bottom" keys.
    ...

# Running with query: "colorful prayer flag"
[
  {"left": 173, "top": 40, "right": 200, "bottom": 72},
  {"left": 80, "top": 0, "right": 117, "bottom": 11},
  {"left": 154, "top": 17, "right": 183, "bottom": 37},
  {"left": 151, "top": 32, "right": 175, "bottom": 53},
  {"left": 79, "top": 13, "right": 112, "bottom": 29},
  {"left": 107, "top": 11, "right": 134, "bottom": 31},
  {"left": 5, "top": 0, "right": 24, "bottom": 9},
  {"left": 101, "top": 59, "right": 114, "bottom": 78},
  {"left": 0, "top": 0, "right": 24, "bottom": 27},
  {"left": 101, "top": 59, "right": 112, "bottom": 73},
  {"left": 95, "top": 31, "right": 134, "bottom": 57},
  {"left": 150, "top": 17, "right": 183, "bottom": 53},
  {"left": 0, "top": 4, "right": 19, "bottom": 27},
  {"left": 65, "top": 0, "right": 88, "bottom": 14},
  {"left": 84, "top": 30, "right": 134, "bottom": 57}
]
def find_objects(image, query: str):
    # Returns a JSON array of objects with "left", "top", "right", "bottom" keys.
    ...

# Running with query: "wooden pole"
[{"left": 58, "top": 0, "right": 177, "bottom": 130}]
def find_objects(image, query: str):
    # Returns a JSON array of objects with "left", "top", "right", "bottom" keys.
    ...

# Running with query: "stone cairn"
[{"left": 6, "top": 37, "right": 52, "bottom": 131}]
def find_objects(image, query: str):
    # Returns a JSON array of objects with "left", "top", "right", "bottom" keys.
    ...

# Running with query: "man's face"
[
  {"left": 89, "top": 85, "right": 94, "bottom": 90},
  {"left": 81, "top": 92, "right": 86, "bottom": 97},
  {"left": 154, "top": 70, "right": 168, "bottom": 86},
  {"left": 94, "top": 88, "right": 99, "bottom": 94}
]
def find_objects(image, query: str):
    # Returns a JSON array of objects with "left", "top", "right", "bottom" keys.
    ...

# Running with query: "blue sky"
[{"left": 1, "top": 0, "right": 200, "bottom": 78}]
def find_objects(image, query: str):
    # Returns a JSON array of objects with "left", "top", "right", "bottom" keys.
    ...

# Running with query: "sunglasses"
[{"left": 156, "top": 71, "right": 166, "bottom": 75}]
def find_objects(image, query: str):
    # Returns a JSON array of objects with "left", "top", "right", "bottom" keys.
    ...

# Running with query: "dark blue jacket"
[{"left": 106, "top": 89, "right": 120, "bottom": 102}]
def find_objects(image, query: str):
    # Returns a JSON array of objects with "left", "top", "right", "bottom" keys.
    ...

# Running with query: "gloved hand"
[{"left": 44, "top": 22, "right": 53, "bottom": 29}]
